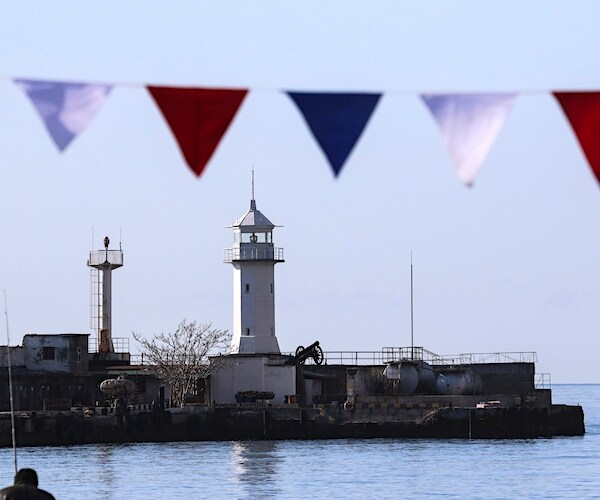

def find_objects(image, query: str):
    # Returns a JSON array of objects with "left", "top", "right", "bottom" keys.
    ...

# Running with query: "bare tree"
[{"left": 133, "top": 320, "right": 231, "bottom": 407}]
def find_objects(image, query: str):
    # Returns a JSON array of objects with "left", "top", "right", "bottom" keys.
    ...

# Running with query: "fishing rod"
[
  {"left": 4, "top": 291, "right": 17, "bottom": 475},
  {"left": 410, "top": 252, "right": 414, "bottom": 361}
]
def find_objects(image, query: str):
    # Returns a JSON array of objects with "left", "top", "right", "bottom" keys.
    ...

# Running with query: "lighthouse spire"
[{"left": 251, "top": 167, "right": 256, "bottom": 210}]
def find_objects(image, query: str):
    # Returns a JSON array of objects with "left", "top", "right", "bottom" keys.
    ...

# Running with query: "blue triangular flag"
[
  {"left": 287, "top": 92, "right": 381, "bottom": 177},
  {"left": 15, "top": 79, "right": 112, "bottom": 151}
]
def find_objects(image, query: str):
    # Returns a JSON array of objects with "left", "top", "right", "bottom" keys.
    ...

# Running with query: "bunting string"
[{"left": 3, "top": 77, "right": 600, "bottom": 187}]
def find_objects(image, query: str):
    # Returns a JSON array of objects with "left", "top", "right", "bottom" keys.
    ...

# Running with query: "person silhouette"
[{"left": 0, "top": 468, "right": 55, "bottom": 499}]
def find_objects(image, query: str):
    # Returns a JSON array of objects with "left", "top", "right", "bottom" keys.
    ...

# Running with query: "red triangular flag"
[
  {"left": 148, "top": 87, "right": 247, "bottom": 176},
  {"left": 554, "top": 92, "right": 600, "bottom": 184}
]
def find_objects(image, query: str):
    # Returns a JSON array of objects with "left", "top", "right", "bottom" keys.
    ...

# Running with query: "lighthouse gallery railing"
[{"left": 224, "top": 247, "right": 284, "bottom": 262}]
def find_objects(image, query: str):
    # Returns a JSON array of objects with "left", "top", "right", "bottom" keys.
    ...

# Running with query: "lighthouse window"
[
  {"left": 246, "top": 328, "right": 250, "bottom": 336},
  {"left": 241, "top": 232, "right": 269, "bottom": 243},
  {"left": 42, "top": 347, "right": 56, "bottom": 360},
  {"left": 245, "top": 283, "right": 250, "bottom": 292},
  {"left": 270, "top": 283, "right": 273, "bottom": 293}
]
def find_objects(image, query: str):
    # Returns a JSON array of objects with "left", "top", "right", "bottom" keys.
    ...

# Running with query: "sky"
[{"left": 1, "top": 1, "right": 600, "bottom": 383}]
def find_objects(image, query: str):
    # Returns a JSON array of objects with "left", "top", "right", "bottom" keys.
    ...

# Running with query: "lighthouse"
[
  {"left": 224, "top": 197, "right": 284, "bottom": 354},
  {"left": 210, "top": 195, "right": 295, "bottom": 404},
  {"left": 88, "top": 236, "right": 123, "bottom": 353}
]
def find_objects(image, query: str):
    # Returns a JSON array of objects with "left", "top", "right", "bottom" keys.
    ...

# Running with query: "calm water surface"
[{"left": 0, "top": 384, "right": 598, "bottom": 499}]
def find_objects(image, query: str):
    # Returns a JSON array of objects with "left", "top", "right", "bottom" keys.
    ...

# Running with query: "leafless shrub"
[{"left": 133, "top": 320, "right": 231, "bottom": 407}]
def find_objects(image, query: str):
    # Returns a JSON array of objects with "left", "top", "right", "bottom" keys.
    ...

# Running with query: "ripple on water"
[{"left": 0, "top": 385, "right": 597, "bottom": 499}]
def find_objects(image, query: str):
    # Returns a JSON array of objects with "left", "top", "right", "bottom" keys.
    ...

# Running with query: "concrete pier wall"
[{"left": 0, "top": 400, "right": 584, "bottom": 447}]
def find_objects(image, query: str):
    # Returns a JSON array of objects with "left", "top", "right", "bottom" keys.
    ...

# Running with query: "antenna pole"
[
  {"left": 410, "top": 253, "right": 414, "bottom": 361},
  {"left": 4, "top": 291, "right": 18, "bottom": 475},
  {"left": 251, "top": 166, "right": 255, "bottom": 200}
]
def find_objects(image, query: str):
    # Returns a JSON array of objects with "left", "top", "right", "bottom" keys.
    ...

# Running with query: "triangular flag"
[
  {"left": 421, "top": 93, "right": 517, "bottom": 186},
  {"left": 148, "top": 87, "right": 248, "bottom": 177},
  {"left": 14, "top": 79, "right": 112, "bottom": 151},
  {"left": 287, "top": 92, "right": 381, "bottom": 177},
  {"left": 554, "top": 92, "right": 600, "bottom": 184}
]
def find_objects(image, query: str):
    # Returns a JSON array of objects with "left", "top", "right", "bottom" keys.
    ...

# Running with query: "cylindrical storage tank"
[
  {"left": 99, "top": 377, "right": 136, "bottom": 398},
  {"left": 383, "top": 362, "right": 419, "bottom": 395},
  {"left": 435, "top": 370, "right": 482, "bottom": 395},
  {"left": 415, "top": 361, "right": 436, "bottom": 394},
  {"left": 436, "top": 372, "right": 465, "bottom": 395},
  {"left": 463, "top": 370, "right": 482, "bottom": 394}
]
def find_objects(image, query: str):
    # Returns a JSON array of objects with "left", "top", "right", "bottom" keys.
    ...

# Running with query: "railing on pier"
[
  {"left": 432, "top": 351, "right": 538, "bottom": 365},
  {"left": 88, "top": 336, "right": 130, "bottom": 354},
  {"left": 535, "top": 373, "right": 551, "bottom": 389},
  {"left": 128, "top": 354, "right": 211, "bottom": 367},
  {"left": 287, "top": 347, "right": 538, "bottom": 366},
  {"left": 381, "top": 347, "right": 537, "bottom": 366},
  {"left": 128, "top": 346, "right": 537, "bottom": 368},
  {"left": 130, "top": 354, "right": 144, "bottom": 365},
  {"left": 309, "top": 351, "right": 388, "bottom": 366}
]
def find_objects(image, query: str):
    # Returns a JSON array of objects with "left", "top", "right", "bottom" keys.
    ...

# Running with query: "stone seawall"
[{"left": 0, "top": 402, "right": 584, "bottom": 447}]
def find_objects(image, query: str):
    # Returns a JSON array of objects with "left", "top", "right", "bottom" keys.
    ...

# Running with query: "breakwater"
[{"left": 0, "top": 400, "right": 583, "bottom": 447}]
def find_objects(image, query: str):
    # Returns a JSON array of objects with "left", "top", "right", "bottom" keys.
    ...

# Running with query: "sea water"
[{"left": 0, "top": 384, "right": 598, "bottom": 499}]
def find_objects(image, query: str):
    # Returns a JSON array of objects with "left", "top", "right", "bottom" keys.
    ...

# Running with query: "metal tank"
[
  {"left": 435, "top": 370, "right": 482, "bottom": 395},
  {"left": 100, "top": 376, "right": 136, "bottom": 398},
  {"left": 383, "top": 361, "right": 419, "bottom": 395},
  {"left": 414, "top": 361, "right": 436, "bottom": 393}
]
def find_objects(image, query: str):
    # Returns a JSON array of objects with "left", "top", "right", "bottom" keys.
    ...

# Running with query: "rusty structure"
[{"left": 0, "top": 340, "right": 585, "bottom": 446}]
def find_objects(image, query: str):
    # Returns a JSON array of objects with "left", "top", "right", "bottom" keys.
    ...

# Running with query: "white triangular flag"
[
  {"left": 15, "top": 79, "right": 112, "bottom": 151},
  {"left": 421, "top": 93, "right": 517, "bottom": 186}
]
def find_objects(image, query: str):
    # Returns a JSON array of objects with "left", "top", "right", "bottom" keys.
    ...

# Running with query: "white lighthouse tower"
[
  {"left": 224, "top": 196, "right": 284, "bottom": 354},
  {"left": 210, "top": 194, "right": 295, "bottom": 404},
  {"left": 88, "top": 236, "right": 123, "bottom": 353}
]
